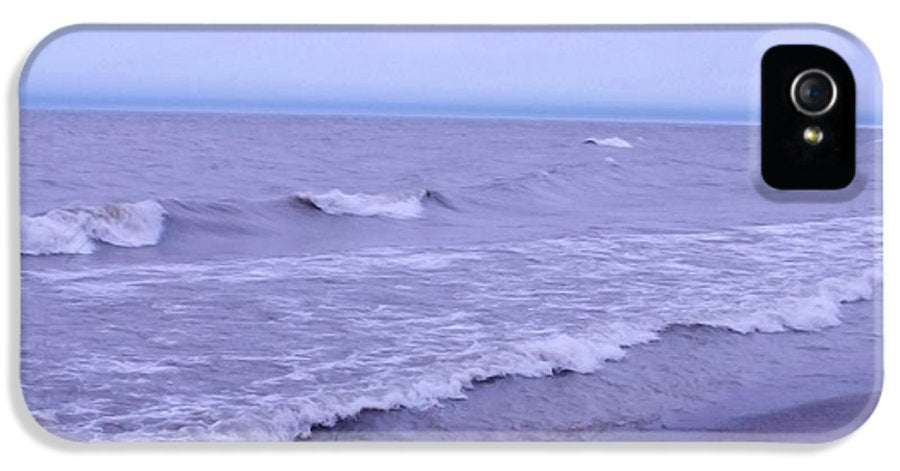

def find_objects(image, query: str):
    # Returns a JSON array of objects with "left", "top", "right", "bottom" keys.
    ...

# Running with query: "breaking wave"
[
  {"left": 21, "top": 189, "right": 455, "bottom": 256},
  {"left": 294, "top": 189, "right": 449, "bottom": 219},
  {"left": 717, "top": 268, "right": 880, "bottom": 334},
  {"left": 21, "top": 200, "right": 167, "bottom": 255}
]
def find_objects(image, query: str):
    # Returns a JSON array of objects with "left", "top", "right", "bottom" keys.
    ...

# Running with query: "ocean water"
[{"left": 19, "top": 110, "right": 882, "bottom": 441}]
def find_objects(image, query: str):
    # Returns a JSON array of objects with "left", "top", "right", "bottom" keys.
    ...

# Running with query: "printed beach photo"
[{"left": 19, "top": 27, "right": 882, "bottom": 441}]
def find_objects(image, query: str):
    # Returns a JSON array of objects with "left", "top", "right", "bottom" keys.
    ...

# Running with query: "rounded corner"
[
  {"left": 758, "top": 169, "right": 784, "bottom": 192},
  {"left": 803, "top": 389, "right": 884, "bottom": 444},
  {"left": 760, "top": 43, "right": 780, "bottom": 61},
  {"left": 807, "top": 23, "right": 882, "bottom": 59},
  {"left": 17, "top": 374, "right": 90, "bottom": 444},
  {"left": 19, "top": 24, "right": 100, "bottom": 105}
]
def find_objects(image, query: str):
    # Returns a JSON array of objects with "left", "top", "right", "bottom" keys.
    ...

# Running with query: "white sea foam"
[
  {"left": 722, "top": 267, "right": 881, "bottom": 334},
  {"left": 166, "top": 330, "right": 657, "bottom": 441},
  {"left": 295, "top": 189, "right": 427, "bottom": 219},
  {"left": 36, "top": 264, "right": 882, "bottom": 442},
  {"left": 24, "top": 216, "right": 881, "bottom": 441},
  {"left": 584, "top": 136, "right": 633, "bottom": 148},
  {"left": 21, "top": 200, "right": 167, "bottom": 255}
]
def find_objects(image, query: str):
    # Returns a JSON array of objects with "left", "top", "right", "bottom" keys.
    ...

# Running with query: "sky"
[{"left": 19, "top": 27, "right": 881, "bottom": 123}]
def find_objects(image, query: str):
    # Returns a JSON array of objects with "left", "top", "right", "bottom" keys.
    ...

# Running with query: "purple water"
[{"left": 19, "top": 109, "right": 882, "bottom": 441}]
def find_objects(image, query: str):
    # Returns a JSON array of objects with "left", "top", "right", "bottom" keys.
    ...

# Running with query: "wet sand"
[{"left": 309, "top": 299, "right": 881, "bottom": 441}]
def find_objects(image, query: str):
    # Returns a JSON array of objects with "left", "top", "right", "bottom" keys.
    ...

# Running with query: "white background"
[{"left": 1, "top": 0, "right": 896, "bottom": 468}]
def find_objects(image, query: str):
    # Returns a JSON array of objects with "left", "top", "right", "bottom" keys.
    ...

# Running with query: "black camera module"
[
  {"left": 791, "top": 69, "right": 837, "bottom": 116},
  {"left": 761, "top": 45, "right": 855, "bottom": 190}
]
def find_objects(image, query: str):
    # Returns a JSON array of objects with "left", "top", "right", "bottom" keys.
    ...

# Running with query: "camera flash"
[{"left": 803, "top": 126, "right": 824, "bottom": 146}]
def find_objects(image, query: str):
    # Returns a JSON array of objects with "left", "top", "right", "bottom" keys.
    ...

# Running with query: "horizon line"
[{"left": 20, "top": 102, "right": 768, "bottom": 127}]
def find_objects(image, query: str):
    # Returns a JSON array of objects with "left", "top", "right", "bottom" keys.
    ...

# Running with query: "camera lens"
[{"left": 790, "top": 69, "right": 837, "bottom": 116}]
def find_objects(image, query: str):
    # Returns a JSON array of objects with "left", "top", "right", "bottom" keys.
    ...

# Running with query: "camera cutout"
[{"left": 761, "top": 45, "right": 855, "bottom": 189}]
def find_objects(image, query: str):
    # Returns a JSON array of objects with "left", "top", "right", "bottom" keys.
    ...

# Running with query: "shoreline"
[
  {"left": 307, "top": 300, "right": 881, "bottom": 441},
  {"left": 304, "top": 392, "right": 877, "bottom": 442},
  {"left": 706, "top": 393, "right": 878, "bottom": 436}
]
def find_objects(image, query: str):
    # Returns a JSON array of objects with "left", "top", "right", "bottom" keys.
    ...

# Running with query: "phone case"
[{"left": 18, "top": 25, "right": 882, "bottom": 442}]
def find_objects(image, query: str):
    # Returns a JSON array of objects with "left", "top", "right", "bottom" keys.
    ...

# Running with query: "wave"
[
  {"left": 583, "top": 136, "right": 633, "bottom": 148},
  {"left": 724, "top": 267, "right": 880, "bottom": 333},
  {"left": 100, "top": 265, "right": 877, "bottom": 441},
  {"left": 122, "top": 330, "right": 656, "bottom": 441},
  {"left": 294, "top": 189, "right": 450, "bottom": 219},
  {"left": 21, "top": 200, "right": 166, "bottom": 255},
  {"left": 293, "top": 269, "right": 878, "bottom": 439},
  {"left": 21, "top": 189, "right": 454, "bottom": 256}
]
